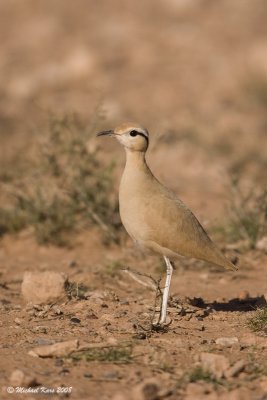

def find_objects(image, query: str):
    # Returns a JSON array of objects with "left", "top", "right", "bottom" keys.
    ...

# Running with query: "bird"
[{"left": 97, "top": 123, "right": 237, "bottom": 326}]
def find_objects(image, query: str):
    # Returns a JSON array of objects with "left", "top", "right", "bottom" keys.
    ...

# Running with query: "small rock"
[
  {"left": 112, "top": 394, "right": 128, "bottom": 400},
  {"left": 52, "top": 306, "right": 63, "bottom": 315},
  {"left": 132, "top": 379, "right": 160, "bottom": 400},
  {"left": 54, "top": 359, "right": 64, "bottom": 367},
  {"left": 34, "top": 338, "right": 55, "bottom": 346},
  {"left": 225, "top": 360, "right": 246, "bottom": 378},
  {"left": 88, "top": 290, "right": 106, "bottom": 301},
  {"left": 195, "top": 310, "right": 209, "bottom": 318},
  {"left": 120, "top": 300, "right": 129, "bottom": 305},
  {"left": 10, "top": 369, "right": 37, "bottom": 387},
  {"left": 238, "top": 291, "right": 250, "bottom": 301},
  {"left": 260, "top": 378, "right": 267, "bottom": 394},
  {"left": 256, "top": 236, "right": 267, "bottom": 251},
  {"left": 87, "top": 311, "right": 98, "bottom": 319},
  {"left": 185, "top": 382, "right": 213, "bottom": 397},
  {"left": 102, "top": 371, "right": 120, "bottom": 380},
  {"left": 198, "top": 352, "right": 230, "bottom": 379},
  {"left": 100, "top": 314, "right": 115, "bottom": 323},
  {"left": 221, "top": 388, "right": 251, "bottom": 400},
  {"left": 240, "top": 333, "right": 267, "bottom": 348},
  {"left": 215, "top": 337, "right": 239, "bottom": 347},
  {"left": 10, "top": 369, "right": 25, "bottom": 386},
  {"left": 14, "top": 318, "right": 22, "bottom": 325},
  {"left": 29, "top": 339, "right": 79, "bottom": 358},
  {"left": 33, "top": 326, "right": 48, "bottom": 334},
  {"left": 115, "top": 311, "right": 128, "bottom": 318},
  {"left": 189, "top": 297, "right": 205, "bottom": 307},
  {"left": 133, "top": 332, "right": 147, "bottom": 340},
  {"left": 106, "top": 337, "right": 119, "bottom": 346},
  {"left": 179, "top": 308, "right": 187, "bottom": 316},
  {"left": 21, "top": 271, "right": 68, "bottom": 304},
  {"left": 70, "top": 317, "right": 81, "bottom": 324},
  {"left": 33, "top": 304, "right": 45, "bottom": 311},
  {"left": 59, "top": 368, "right": 70, "bottom": 375},
  {"left": 84, "top": 373, "right": 93, "bottom": 378},
  {"left": 68, "top": 260, "right": 77, "bottom": 268}
]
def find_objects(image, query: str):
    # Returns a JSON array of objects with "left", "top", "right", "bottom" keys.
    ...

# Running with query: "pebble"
[
  {"left": 256, "top": 236, "right": 267, "bottom": 251},
  {"left": 114, "top": 311, "right": 127, "bottom": 318},
  {"left": 10, "top": 369, "right": 25, "bottom": 386},
  {"left": 33, "top": 326, "right": 48, "bottom": 334},
  {"left": 119, "top": 300, "right": 129, "bottom": 305},
  {"left": 215, "top": 337, "right": 239, "bottom": 347},
  {"left": 84, "top": 373, "right": 93, "bottom": 378},
  {"left": 197, "top": 352, "right": 230, "bottom": 379},
  {"left": 133, "top": 332, "right": 147, "bottom": 340},
  {"left": 132, "top": 378, "right": 160, "bottom": 400},
  {"left": 52, "top": 306, "right": 63, "bottom": 315},
  {"left": 238, "top": 291, "right": 250, "bottom": 301},
  {"left": 87, "top": 312, "right": 98, "bottom": 319},
  {"left": 112, "top": 394, "right": 127, "bottom": 400},
  {"left": 34, "top": 338, "right": 55, "bottom": 346},
  {"left": 103, "top": 371, "right": 120, "bottom": 380},
  {"left": 195, "top": 309, "right": 209, "bottom": 318},
  {"left": 222, "top": 388, "right": 251, "bottom": 400},
  {"left": 21, "top": 271, "right": 68, "bottom": 304},
  {"left": 260, "top": 378, "right": 267, "bottom": 394},
  {"left": 69, "top": 260, "right": 78, "bottom": 268},
  {"left": 70, "top": 317, "right": 81, "bottom": 324},
  {"left": 59, "top": 368, "right": 70, "bottom": 376},
  {"left": 29, "top": 339, "right": 79, "bottom": 358},
  {"left": 186, "top": 382, "right": 213, "bottom": 398},
  {"left": 225, "top": 360, "right": 246, "bottom": 378},
  {"left": 240, "top": 333, "right": 267, "bottom": 348},
  {"left": 9, "top": 369, "right": 37, "bottom": 387}
]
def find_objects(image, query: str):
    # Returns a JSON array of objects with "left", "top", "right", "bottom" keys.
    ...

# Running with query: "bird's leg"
[{"left": 158, "top": 256, "right": 173, "bottom": 325}]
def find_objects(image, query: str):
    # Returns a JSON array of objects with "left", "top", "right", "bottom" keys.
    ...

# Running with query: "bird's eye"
[{"left": 129, "top": 130, "right": 138, "bottom": 137}]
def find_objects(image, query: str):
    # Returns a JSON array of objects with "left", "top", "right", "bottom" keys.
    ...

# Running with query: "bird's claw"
[{"left": 151, "top": 319, "right": 172, "bottom": 332}]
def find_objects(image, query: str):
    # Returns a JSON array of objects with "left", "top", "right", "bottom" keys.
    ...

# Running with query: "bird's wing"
[{"left": 143, "top": 184, "right": 236, "bottom": 270}]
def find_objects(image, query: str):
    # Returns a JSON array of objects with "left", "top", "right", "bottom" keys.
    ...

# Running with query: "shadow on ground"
[{"left": 189, "top": 295, "right": 267, "bottom": 312}]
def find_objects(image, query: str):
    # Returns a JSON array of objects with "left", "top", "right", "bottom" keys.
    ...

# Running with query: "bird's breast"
[
  {"left": 119, "top": 189, "right": 150, "bottom": 242},
  {"left": 119, "top": 167, "right": 156, "bottom": 242}
]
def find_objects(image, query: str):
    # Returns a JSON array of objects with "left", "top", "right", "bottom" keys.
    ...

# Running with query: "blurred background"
[{"left": 0, "top": 0, "right": 267, "bottom": 246}]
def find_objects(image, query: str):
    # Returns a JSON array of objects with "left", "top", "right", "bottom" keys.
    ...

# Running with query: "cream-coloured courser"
[{"left": 97, "top": 123, "right": 237, "bottom": 325}]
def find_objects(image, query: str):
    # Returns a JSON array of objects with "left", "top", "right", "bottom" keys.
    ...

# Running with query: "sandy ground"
[{"left": 0, "top": 1, "right": 267, "bottom": 399}]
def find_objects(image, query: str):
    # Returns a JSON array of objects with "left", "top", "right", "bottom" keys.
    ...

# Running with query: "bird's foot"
[{"left": 151, "top": 318, "right": 172, "bottom": 332}]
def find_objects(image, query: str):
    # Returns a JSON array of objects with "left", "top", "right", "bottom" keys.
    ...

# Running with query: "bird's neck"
[
  {"left": 125, "top": 149, "right": 148, "bottom": 170},
  {"left": 120, "top": 149, "right": 154, "bottom": 197}
]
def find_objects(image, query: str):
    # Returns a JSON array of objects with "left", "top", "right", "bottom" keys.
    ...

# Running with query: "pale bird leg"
[{"left": 158, "top": 256, "right": 173, "bottom": 324}]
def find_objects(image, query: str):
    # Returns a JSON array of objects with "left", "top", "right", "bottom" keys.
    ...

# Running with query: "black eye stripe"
[{"left": 129, "top": 130, "right": 149, "bottom": 142}]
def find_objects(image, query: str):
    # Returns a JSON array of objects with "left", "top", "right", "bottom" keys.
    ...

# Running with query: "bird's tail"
[
  {"left": 222, "top": 257, "right": 238, "bottom": 271},
  {"left": 213, "top": 247, "right": 238, "bottom": 271}
]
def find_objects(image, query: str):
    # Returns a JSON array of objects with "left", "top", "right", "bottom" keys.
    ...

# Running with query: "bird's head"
[{"left": 97, "top": 122, "right": 149, "bottom": 152}]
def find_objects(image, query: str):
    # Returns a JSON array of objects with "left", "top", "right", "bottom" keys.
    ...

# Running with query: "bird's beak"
[{"left": 96, "top": 130, "right": 114, "bottom": 137}]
